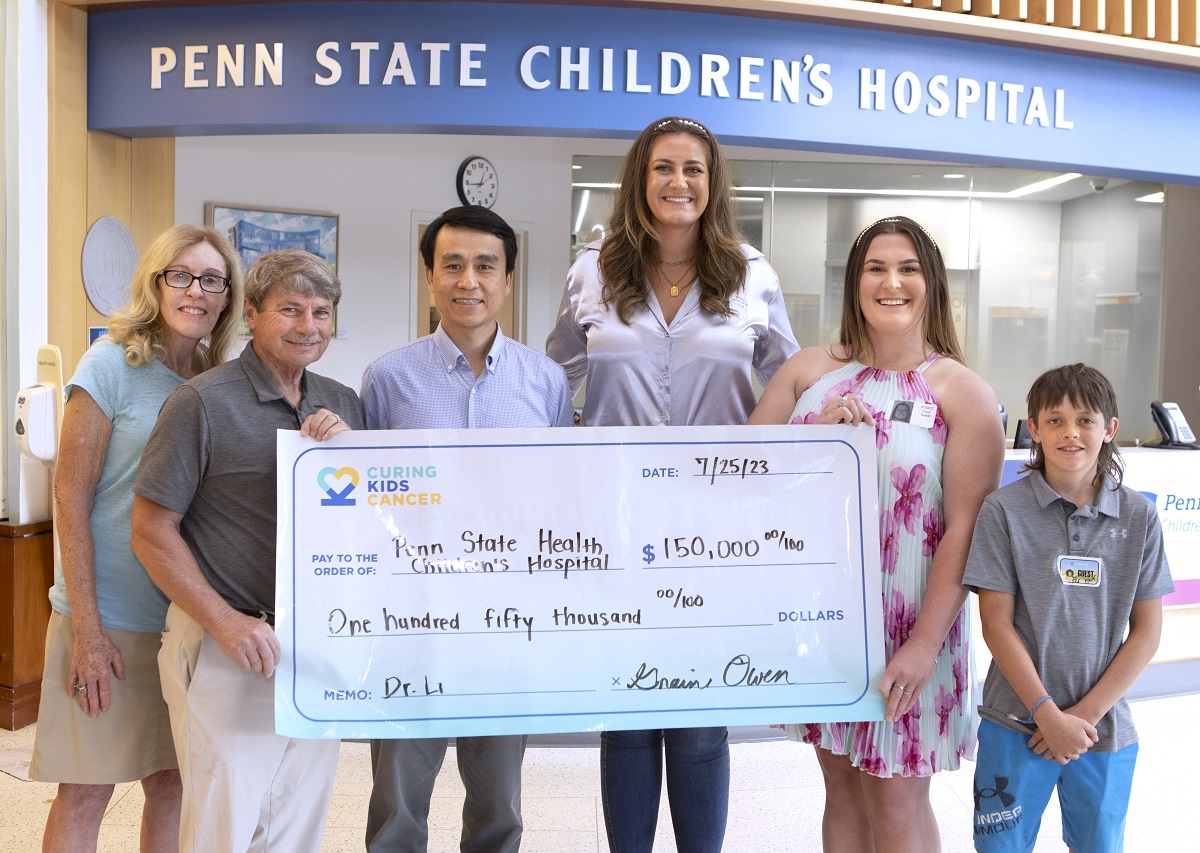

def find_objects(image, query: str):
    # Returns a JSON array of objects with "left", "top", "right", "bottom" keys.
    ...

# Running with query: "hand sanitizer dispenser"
[
  {"left": 11, "top": 345, "right": 64, "bottom": 522},
  {"left": 14, "top": 384, "right": 58, "bottom": 462}
]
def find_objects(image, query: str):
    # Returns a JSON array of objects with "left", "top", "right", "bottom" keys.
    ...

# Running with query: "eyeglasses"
[{"left": 158, "top": 269, "right": 231, "bottom": 293}]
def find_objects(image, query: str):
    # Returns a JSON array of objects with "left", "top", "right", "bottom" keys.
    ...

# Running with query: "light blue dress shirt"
[{"left": 361, "top": 324, "right": 574, "bottom": 429}]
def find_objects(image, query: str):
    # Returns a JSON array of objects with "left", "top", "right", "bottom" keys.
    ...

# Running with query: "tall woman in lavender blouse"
[{"left": 547, "top": 116, "right": 799, "bottom": 852}]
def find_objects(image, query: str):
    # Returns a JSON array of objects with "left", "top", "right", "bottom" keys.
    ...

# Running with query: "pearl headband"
[
  {"left": 656, "top": 118, "right": 709, "bottom": 136},
  {"left": 853, "top": 217, "right": 938, "bottom": 250}
]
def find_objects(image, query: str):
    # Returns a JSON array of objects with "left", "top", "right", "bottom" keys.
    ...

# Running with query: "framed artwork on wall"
[{"left": 205, "top": 203, "right": 340, "bottom": 336}]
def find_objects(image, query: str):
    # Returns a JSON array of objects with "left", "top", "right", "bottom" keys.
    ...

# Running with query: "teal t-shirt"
[{"left": 48, "top": 339, "right": 184, "bottom": 631}]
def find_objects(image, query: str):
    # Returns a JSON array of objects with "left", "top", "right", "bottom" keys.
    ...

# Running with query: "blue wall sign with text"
[{"left": 88, "top": 1, "right": 1200, "bottom": 184}]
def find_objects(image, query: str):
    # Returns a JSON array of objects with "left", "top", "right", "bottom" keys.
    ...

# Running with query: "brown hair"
[
  {"left": 107, "top": 224, "right": 243, "bottom": 369},
  {"left": 598, "top": 116, "right": 748, "bottom": 323},
  {"left": 244, "top": 249, "right": 341, "bottom": 310},
  {"left": 1023, "top": 363, "right": 1123, "bottom": 489},
  {"left": 837, "top": 216, "right": 963, "bottom": 366}
]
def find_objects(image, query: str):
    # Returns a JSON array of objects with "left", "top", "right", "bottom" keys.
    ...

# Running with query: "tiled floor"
[{"left": 2, "top": 692, "right": 1196, "bottom": 851}]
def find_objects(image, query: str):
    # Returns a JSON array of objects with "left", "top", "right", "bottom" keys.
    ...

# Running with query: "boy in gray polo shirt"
[{"left": 963, "top": 364, "right": 1173, "bottom": 853}]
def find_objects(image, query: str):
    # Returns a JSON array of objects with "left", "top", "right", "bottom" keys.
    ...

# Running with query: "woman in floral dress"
[{"left": 750, "top": 216, "right": 1005, "bottom": 851}]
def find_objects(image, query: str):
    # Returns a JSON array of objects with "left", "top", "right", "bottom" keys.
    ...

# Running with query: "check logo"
[{"left": 318, "top": 467, "right": 359, "bottom": 506}]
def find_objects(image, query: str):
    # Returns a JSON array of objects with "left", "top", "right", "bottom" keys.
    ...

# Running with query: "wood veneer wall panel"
[
  {"left": 1184, "top": 1, "right": 1199, "bottom": 45},
  {"left": 130, "top": 139, "right": 176, "bottom": 254},
  {"left": 1105, "top": 1, "right": 1131, "bottom": 35},
  {"left": 1026, "top": 0, "right": 1051, "bottom": 24},
  {"left": 1130, "top": 2, "right": 1151, "bottom": 39},
  {"left": 1153, "top": 1, "right": 1175, "bottom": 42},
  {"left": 999, "top": 0, "right": 1022, "bottom": 21},
  {"left": 49, "top": 10, "right": 176, "bottom": 382},
  {"left": 86, "top": 133, "right": 132, "bottom": 236},
  {"left": 47, "top": 3, "right": 89, "bottom": 376},
  {"left": 1052, "top": 0, "right": 1077, "bottom": 26}
]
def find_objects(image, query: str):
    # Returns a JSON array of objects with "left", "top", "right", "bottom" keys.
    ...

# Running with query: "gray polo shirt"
[
  {"left": 963, "top": 469, "right": 1173, "bottom": 750},
  {"left": 135, "top": 344, "right": 364, "bottom": 614}
]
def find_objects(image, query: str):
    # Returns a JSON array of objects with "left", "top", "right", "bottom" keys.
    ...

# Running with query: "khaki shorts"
[{"left": 29, "top": 610, "right": 177, "bottom": 784}]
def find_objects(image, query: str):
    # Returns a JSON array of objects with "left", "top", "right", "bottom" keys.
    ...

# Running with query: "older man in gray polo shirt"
[{"left": 132, "top": 250, "right": 363, "bottom": 853}]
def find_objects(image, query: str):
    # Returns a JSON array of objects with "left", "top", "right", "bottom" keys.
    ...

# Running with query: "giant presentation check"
[{"left": 275, "top": 424, "right": 885, "bottom": 738}]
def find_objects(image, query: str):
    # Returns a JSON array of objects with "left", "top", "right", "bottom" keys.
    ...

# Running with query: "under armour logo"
[
  {"left": 975, "top": 776, "right": 1015, "bottom": 810},
  {"left": 1110, "top": 529, "right": 1128, "bottom": 539}
]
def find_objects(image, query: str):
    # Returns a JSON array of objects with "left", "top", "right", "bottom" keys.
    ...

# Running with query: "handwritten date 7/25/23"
[{"left": 694, "top": 456, "right": 769, "bottom": 485}]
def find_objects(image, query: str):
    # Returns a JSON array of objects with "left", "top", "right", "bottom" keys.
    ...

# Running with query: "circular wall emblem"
[{"left": 81, "top": 216, "right": 138, "bottom": 316}]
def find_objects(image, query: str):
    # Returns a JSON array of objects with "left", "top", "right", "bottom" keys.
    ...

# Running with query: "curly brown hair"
[{"left": 598, "top": 116, "right": 748, "bottom": 323}]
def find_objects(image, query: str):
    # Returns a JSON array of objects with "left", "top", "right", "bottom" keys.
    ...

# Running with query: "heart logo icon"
[{"left": 317, "top": 466, "right": 360, "bottom": 505}]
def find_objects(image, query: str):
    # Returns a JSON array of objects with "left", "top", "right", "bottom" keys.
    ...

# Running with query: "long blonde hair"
[
  {"left": 107, "top": 224, "right": 243, "bottom": 369},
  {"left": 837, "top": 216, "right": 963, "bottom": 366},
  {"left": 598, "top": 116, "right": 748, "bottom": 323}
]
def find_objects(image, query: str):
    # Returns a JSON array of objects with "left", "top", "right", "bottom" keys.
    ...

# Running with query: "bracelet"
[
  {"left": 908, "top": 636, "right": 938, "bottom": 664},
  {"left": 1009, "top": 694, "right": 1053, "bottom": 725}
]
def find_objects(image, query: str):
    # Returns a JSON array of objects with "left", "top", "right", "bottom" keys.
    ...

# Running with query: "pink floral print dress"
[{"left": 785, "top": 353, "right": 977, "bottom": 777}]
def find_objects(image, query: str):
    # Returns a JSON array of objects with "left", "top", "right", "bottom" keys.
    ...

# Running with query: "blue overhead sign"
[{"left": 88, "top": 1, "right": 1200, "bottom": 183}]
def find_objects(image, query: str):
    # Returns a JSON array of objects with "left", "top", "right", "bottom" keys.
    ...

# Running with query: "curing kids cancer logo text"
[
  {"left": 318, "top": 466, "right": 360, "bottom": 506},
  {"left": 315, "top": 462, "right": 444, "bottom": 508}
]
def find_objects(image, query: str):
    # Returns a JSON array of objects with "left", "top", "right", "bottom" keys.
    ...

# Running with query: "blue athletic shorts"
[{"left": 972, "top": 718, "right": 1138, "bottom": 853}]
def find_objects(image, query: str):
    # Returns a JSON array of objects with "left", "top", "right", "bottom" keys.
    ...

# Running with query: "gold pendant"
[{"left": 670, "top": 285, "right": 679, "bottom": 297}]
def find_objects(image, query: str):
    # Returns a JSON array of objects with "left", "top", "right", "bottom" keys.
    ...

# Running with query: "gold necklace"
[
  {"left": 658, "top": 262, "right": 695, "bottom": 297},
  {"left": 661, "top": 256, "right": 694, "bottom": 266}
]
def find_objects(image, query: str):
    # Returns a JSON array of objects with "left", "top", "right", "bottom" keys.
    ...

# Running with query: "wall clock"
[{"left": 456, "top": 156, "right": 498, "bottom": 208}]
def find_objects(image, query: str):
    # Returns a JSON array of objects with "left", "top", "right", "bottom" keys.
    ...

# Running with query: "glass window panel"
[{"left": 571, "top": 154, "right": 1163, "bottom": 439}]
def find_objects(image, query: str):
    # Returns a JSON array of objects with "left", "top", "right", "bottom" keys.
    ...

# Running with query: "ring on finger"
[
  {"left": 73, "top": 684, "right": 87, "bottom": 695},
  {"left": 903, "top": 689, "right": 913, "bottom": 695},
  {"left": 836, "top": 397, "right": 846, "bottom": 407},
  {"left": 892, "top": 683, "right": 906, "bottom": 691},
  {"left": 333, "top": 415, "right": 341, "bottom": 425}
]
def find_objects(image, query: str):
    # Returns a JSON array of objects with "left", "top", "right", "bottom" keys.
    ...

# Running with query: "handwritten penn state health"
[{"left": 275, "top": 424, "right": 886, "bottom": 739}]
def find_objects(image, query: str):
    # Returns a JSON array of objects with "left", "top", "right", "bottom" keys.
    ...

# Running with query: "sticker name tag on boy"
[
  {"left": 1057, "top": 555, "right": 1102, "bottom": 587},
  {"left": 886, "top": 399, "right": 937, "bottom": 429}
]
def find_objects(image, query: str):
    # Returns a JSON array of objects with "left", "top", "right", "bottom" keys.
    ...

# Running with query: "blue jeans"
[{"left": 601, "top": 726, "right": 729, "bottom": 853}]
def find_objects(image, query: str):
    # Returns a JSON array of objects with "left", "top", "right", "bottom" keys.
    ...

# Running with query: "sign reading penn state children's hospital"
[
  {"left": 88, "top": 1, "right": 1200, "bottom": 183},
  {"left": 274, "top": 424, "right": 886, "bottom": 739}
]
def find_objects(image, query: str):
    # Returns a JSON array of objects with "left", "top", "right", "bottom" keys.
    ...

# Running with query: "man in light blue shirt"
[{"left": 360, "top": 206, "right": 573, "bottom": 853}]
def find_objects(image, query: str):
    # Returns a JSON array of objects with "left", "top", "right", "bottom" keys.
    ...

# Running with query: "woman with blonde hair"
[
  {"left": 750, "top": 215, "right": 1005, "bottom": 851},
  {"left": 30, "top": 224, "right": 242, "bottom": 852},
  {"left": 548, "top": 116, "right": 798, "bottom": 851}
]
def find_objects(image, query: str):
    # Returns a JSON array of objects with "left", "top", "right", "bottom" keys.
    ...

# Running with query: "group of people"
[{"left": 29, "top": 114, "right": 1171, "bottom": 853}]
